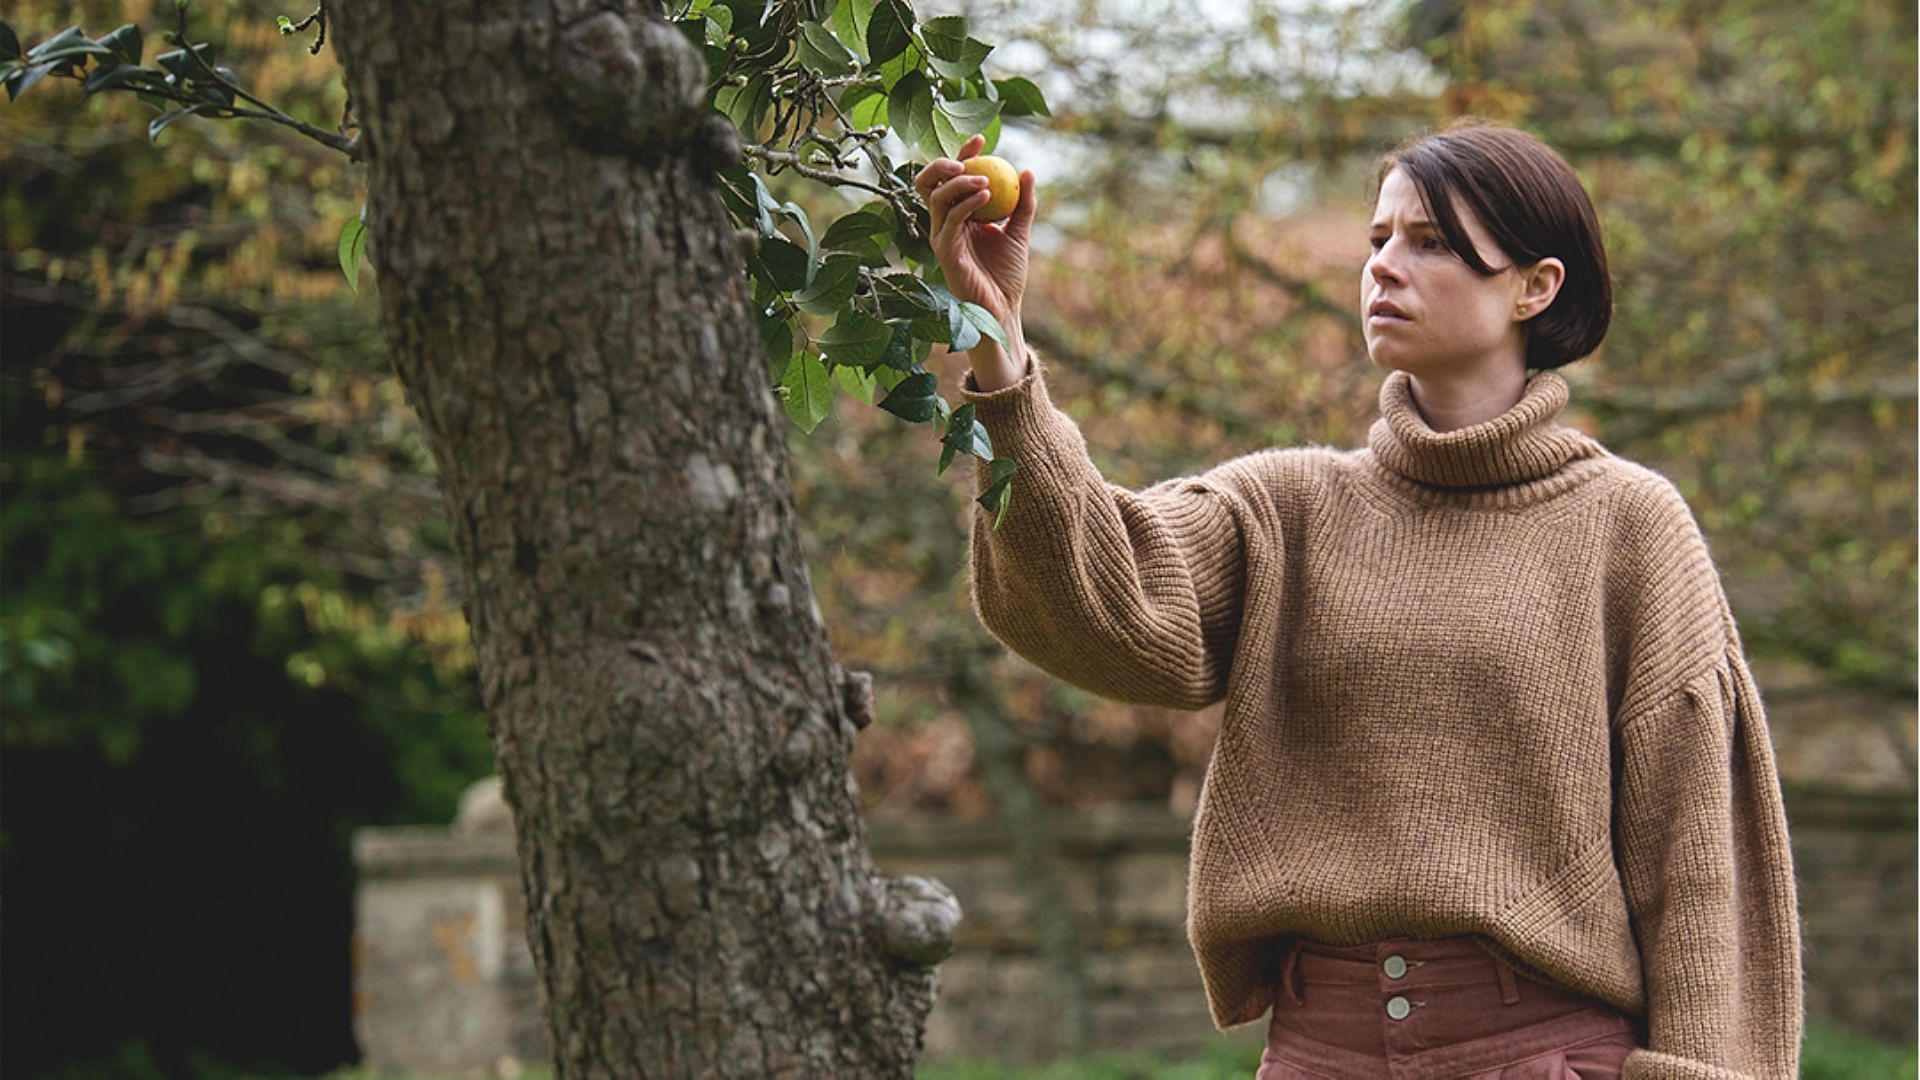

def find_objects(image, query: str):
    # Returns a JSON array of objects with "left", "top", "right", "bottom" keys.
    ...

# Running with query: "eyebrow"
[{"left": 1369, "top": 218, "right": 1435, "bottom": 230}]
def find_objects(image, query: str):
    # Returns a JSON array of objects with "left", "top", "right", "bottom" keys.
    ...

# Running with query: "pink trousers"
[{"left": 1255, "top": 934, "right": 1645, "bottom": 1079}]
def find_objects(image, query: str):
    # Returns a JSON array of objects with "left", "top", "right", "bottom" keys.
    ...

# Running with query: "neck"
[
  {"left": 1406, "top": 365, "right": 1530, "bottom": 434},
  {"left": 1367, "top": 365, "right": 1600, "bottom": 489}
]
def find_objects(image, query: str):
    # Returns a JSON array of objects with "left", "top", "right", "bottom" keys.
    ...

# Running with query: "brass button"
[
  {"left": 1386, "top": 995, "right": 1411, "bottom": 1021},
  {"left": 1383, "top": 954, "right": 1408, "bottom": 979}
]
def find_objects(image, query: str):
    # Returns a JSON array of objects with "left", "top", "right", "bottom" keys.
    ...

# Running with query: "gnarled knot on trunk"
[
  {"left": 776, "top": 710, "right": 828, "bottom": 779},
  {"left": 873, "top": 874, "right": 960, "bottom": 967},
  {"left": 838, "top": 666, "right": 875, "bottom": 733},
  {"left": 552, "top": 10, "right": 716, "bottom": 161}
]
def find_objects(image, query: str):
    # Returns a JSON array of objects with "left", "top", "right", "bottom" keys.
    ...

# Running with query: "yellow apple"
[{"left": 961, "top": 154, "right": 1019, "bottom": 223}]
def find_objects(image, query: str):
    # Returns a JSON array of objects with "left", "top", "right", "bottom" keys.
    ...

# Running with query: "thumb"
[{"left": 1004, "top": 169, "right": 1037, "bottom": 244}]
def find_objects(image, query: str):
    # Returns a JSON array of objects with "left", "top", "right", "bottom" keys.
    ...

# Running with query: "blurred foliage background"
[{"left": 1, "top": 0, "right": 1912, "bottom": 1076}]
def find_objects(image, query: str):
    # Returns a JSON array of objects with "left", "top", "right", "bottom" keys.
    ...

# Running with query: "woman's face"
[{"left": 1361, "top": 167, "right": 1528, "bottom": 376}]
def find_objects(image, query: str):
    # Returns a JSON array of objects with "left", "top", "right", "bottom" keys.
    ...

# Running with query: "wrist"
[{"left": 967, "top": 327, "right": 1027, "bottom": 391}]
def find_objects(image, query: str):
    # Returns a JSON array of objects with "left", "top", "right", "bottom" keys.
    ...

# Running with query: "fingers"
[
  {"left": 1004, "top": 168, "right": 1037, "bottom": 244},
  {"left": 917, "top": 170, "right": 991, "bottom": 240},
  {"left": 911, "top": 135, "right": 996, "bottom": 242},
  {"left": 911, "top": 134, "right": 990, "bottom": 200},
  {"left": 934, "top": 178, "right": 991, "bottom": 247}
]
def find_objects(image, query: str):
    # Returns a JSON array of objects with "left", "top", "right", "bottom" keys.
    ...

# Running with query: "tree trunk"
[{"left": 327, "top": 2, "right": 960, "bottom": 1074}]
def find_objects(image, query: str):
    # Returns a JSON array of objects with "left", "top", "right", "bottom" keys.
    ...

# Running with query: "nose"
[{"left": 1368, "top": 238, "right": 1407, "bottom": 287}]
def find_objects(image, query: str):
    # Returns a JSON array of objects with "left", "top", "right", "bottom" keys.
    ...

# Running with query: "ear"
[{"left": 1516, "top": 257, "right": 1566, "bottom": 321}]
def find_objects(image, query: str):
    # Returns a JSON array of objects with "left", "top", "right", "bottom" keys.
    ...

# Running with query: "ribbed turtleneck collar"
[{"left": 1367, "top": 368, "right": 1596, "bottom": 488}]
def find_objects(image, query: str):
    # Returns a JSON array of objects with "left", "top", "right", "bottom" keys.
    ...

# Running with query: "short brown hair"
[{"left": 1372, "top": 119, "right": 1612, "bottom": 370}]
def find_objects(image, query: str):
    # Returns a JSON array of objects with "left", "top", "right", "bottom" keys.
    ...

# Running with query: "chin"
[{"left": 1364, "top": 344, "right": 1410, "bottom": 373}]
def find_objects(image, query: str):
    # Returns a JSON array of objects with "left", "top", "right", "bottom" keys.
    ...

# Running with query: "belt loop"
[
  {"left": 1277, "top": 938, "right": 1305, "bottom": 1008},
  {"left": 1492, "top": 952, "right": 1520, "bottom": 1005}
]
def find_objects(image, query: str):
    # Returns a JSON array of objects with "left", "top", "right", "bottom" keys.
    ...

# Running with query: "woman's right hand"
[{"left": 912, "top": 133, "right": 1037, "bottom": 333}]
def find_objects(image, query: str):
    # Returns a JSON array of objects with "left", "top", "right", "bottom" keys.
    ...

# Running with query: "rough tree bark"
[{"left": 328, "top": 1, "right": 961, "bottom": 1074}]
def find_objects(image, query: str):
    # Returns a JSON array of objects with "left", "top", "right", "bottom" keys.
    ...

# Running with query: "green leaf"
[
  {"left": 823, "top": 205, "right": 894, "bottom": 251},
  {"left": 752, "top": 311, "right": 791, "bottom": 374},
  {"left": 760, "top": 312, "right": 794, "bottom": 372},
  {"left": 797, "top": 21, "right": 856, "bottom": 77},
  {"left": 192, "top": 67, "right": 237, "bottom": 107},
  {"left": 703, "top": 4, "right": 733, "bottom": 44},
  {"left": 7, "top": 61, "right": 56, "bottom": 101},
  {"left": 875, "top": 272, "right": 941, "bottom": 316},
  {"left": 155, "top": 42, "right": 212, "bottom": 81},
  {"left": 0, "top": 22, "right": 20, "bottom": 63},
  {"left": 957, "top": 301, "right": 1008, "bottom": 348},
  {"left": 979, "top": 111, "right": 1002, "bottom": 154},
  {"left": 946, "top": 300, "right": 980, "bottom": 351},
  {"left": 750, "top": 172, "right": 821, "bottom": 275},
  {"left": 833, "top": 362, "right": 876, "bottom": 403},
  {"left": 888, "top": 70, "right": 933, "bottom": 150},
  {"left": 876, "top": 40, "right": 920, "bottom": 91},
  {"left": 792, "top": 253, "right": 862, "bottom": 314},
  {"left": 937, "top": 403, "right": 992, "bottom": 474},
  {"left": 338, "top": 209, "right": 368, "bottom": 293},
  {"left": 148, "top": 102, "right": 219, "bottom": 143},
  {"left": 926, "top": 35, "right": 991, "bottom": 81},
  {"left": 929, "top": 108, "right": 965, "bottom": 158},
  {"left": 938, "top": 96, "right": 1000, "bottom": 138},
  {"left": 98, "top": 24, "right": 141, "bottom": 67},
  {"left": 715, "top": 71, "right": 773, "bottom": 136},
  {"left": 877, "top": 370, "right": 941, "bottom": 423},
  {"left": 906, "top": 279, "right": 960, "bottom": 342},
  {"left": 752, "top": 235, "right": 811, "bottom": 291},
  {"left": 977, "top": 457, "right": 1018, "bottom": 529},
  {"left": 876, "top": 321, "right": 918, "bottom": 370},
  {"left": 27, "top": 27, "right": 109, "bottom": 66},
  {"left": 818, "top": 310, "right": 893, "bottom": 366},
  {"left": 992, "top": 75, "right": 1050, "bottom": 117},
  {"left": 277, "top": 15, "right": 295, "bottom": 35},
  {"left": 746, "top": 169, "right": 780, "bottom": 236},
  {"left": 780, "top": 351, "right": 833, "bottom": 433},
  {"left": 874, "top": 366, "right": 908, "bottom": 392},
  {"left": 920, "top": 16, "right": 968, "bottom": 61},
  {"left": 85, "top": 63, "right": 164, "bottom": 94},
  {"left": 866, "top": 0, "right": 913, "bottom": 65},
  {"left": 829, "top": 0, "right": 874, "bottom": 62},
  {"left": 840, "top": 81, "right": 887, "bottom": 129}
]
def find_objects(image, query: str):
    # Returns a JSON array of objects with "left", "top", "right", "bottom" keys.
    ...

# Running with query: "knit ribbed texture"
[
  {"left": 1369, "top": 367, "right": 1602, "bottom": 487},
  {"left": 957, "top": 349, "right": 1804, "bottom": 1080}
]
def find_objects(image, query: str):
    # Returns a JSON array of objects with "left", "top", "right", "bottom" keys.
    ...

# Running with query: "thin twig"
[{"left": 168, "top": 3, "right": 361, "bottom": 160}]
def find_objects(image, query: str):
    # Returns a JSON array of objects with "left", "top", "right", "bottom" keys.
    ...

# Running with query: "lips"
[{"left": 1368, "top": 299, "right": 1412, "bottom": 321}]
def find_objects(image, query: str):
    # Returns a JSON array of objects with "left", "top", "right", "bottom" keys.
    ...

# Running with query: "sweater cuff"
[
  {"left": 957, "top": 347, "right": 1075, "bottom": 494},
  {"left": 1622, "top": 1048, "right": 1756, "bottom": 1080}
]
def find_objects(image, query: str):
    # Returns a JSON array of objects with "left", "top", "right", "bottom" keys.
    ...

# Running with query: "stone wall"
[
  {"left": 351, "top": 782, "right": 1917, "bottom": 1073},
  {"left": 1785, "top": 782, "right": 1919, "bottom": 1045}
]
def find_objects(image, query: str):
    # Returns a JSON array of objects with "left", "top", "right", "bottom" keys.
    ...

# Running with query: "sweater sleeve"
[
  {"left": 954, "top": 348, "right": 1252, "bottom": 710},
  {"left": 1614, "top": 642, "right": 1804, "bottom": 1080}
]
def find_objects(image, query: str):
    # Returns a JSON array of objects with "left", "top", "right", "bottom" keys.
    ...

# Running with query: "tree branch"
[{"left": 168, "top": 2, "right": 361, "bottom": 160}]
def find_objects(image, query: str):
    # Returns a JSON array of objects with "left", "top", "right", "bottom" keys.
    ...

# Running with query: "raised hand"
[{"left": 911, "top": 133, "right": 1037, "bottom": 331}]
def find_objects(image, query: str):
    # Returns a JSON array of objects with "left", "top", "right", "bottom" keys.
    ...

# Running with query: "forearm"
[{"left": 956, "top": 354, "right": 1248, "bottom": 709}]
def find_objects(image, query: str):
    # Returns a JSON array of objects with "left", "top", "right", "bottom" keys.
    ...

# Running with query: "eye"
[
  {"left": 1421, "top": 235, "right": 1445, "bottom": 250},
  {"left": 1368, "top": 236, "right": 1385, "bottom": 250}
]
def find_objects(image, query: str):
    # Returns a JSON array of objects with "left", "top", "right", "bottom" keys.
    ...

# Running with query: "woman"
[{"left": 912, "top": 120, "right": 1803, "bottom": 1079}]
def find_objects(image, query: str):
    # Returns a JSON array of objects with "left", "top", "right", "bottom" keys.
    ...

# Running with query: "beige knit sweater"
[{"left": 958, "top": 350, "right": 1804, "bottom": 1080}]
